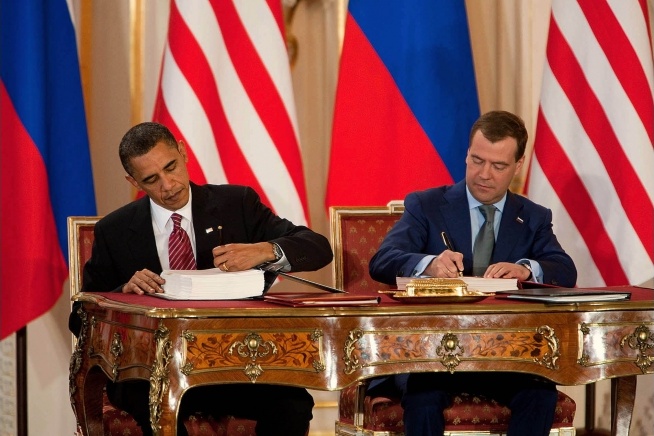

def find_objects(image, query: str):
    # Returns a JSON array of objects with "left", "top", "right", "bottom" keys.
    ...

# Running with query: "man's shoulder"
[
  {"left": 195, "top": 183, "right": 254, "bottom": 198},
  {"left": 407, "top": 182, "right": 463, "bottom": 203},
  {"left": 96, "top": 196, "right": 149, "bottom": 228},
  {"left": 193, "top": 184, "right": 263, "bottom": 212},
  {"left": 507, "top": 191, "right": 550, "bottom": 216}
]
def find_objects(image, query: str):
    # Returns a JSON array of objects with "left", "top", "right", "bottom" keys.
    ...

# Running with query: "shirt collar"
[{"left": 150, "top": 188, "right": 193, "bottom": 231}]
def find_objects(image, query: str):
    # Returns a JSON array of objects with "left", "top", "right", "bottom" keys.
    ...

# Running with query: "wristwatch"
[
  {"left": 520, "top": 262, "right": 533, "bottom": 280},
  {"left": 271, "top": 242, "right": 283, "bottom": 262}
]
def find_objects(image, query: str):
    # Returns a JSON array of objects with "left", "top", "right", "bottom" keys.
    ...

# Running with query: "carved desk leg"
[
  {"left": 82, "top": 369, "right": 108, "bottom": 435},
  {"left": 149, "top": 323, "right": 173, "bottom": 436},
  {"left": 69, "top": 308, "right": 104, "bottom": 435},
  {"left": 611, "top": 375, "right": 636, "bottom": 436}
]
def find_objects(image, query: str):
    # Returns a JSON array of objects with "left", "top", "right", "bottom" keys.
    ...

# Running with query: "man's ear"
[
  {"left": 177, "top": 140, "right": 189, "bottom": 163},
  {"left": 125, "top": 174, "right": 140, "bottom": 189},
  {"left": 515, "top": 155, "right": 525, "bottom": 173}
]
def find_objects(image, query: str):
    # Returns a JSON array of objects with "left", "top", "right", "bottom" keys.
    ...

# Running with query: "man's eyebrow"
[
  {"left": 139, "top": 158, "right": 177, "bottom": 183},
  {"left": 470, "top": 153, "right": 510, "bottom": 166},
  {"left": 141, "top": 173, "right": 156, "bottom": 184}
]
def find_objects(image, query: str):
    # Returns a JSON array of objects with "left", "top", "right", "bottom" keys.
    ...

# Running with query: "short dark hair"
[
  {"left": 469, "top": 111, "right": 528, "bottom": 161},
  {"left": 119, "top": 122, "right": 178, "bottom": 175}
]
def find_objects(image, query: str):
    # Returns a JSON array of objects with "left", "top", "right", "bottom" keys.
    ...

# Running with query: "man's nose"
[
  {"left": 479, "top": 163, "right": 492, "bottom": 178},
  {"left": 160, "top": 173, "right": 175, "bottom": 189}
]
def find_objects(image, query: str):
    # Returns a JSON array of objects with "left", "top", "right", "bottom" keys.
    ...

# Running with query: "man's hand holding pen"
[
  {"left": 425, "top": 250, "right": 464, "bottom": 278},
  {"left": 425, "top": 232, "right": 463, "bottom": 278}
]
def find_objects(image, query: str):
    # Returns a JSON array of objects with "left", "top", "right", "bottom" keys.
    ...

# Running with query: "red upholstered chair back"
[
  {"left": 68, "top": 216, "right": 101, "bottom": 298},
  {"left": 329, "top": 203, "right": 404, "bottom": 293}
]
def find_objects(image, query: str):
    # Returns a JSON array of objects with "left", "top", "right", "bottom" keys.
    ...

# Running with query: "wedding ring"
[{"left": 222, "top": 262, "right": 229, "bottom": 271}]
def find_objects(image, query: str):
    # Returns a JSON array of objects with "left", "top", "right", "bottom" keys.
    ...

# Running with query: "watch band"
[
  {"left": 520, "top": 261, "right": 533, "bottom": 280},
  {"left": 271, "top": 242, "right": 283, "bottom": 262}
]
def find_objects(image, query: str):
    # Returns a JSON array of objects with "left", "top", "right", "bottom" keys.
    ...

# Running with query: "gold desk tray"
[{"left": 381, "top": 289, "right": 491, "bottom": 304}]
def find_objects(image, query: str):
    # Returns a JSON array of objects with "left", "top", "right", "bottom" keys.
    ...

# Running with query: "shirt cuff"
[
  {"left": 517, "top": 259, "right": 543, "bottom": 283},
  {"left": 413, "top": 255, "right": 437, "bottom": 276}
]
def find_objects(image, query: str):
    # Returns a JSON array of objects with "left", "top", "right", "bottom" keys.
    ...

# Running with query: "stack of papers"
[
  {"left": 396, "top": 276, "right": 518, "bottom": 293},
  {"left": 459, "top": 277, "right": 519, "bottom": 293},
  {"left": 159, "top": 268, "right": 265, "bottom": 300}
]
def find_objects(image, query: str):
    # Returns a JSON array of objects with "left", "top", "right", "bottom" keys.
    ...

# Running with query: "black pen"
[{"left": 440, "top": 231, "right": 463, "bottom": 277}]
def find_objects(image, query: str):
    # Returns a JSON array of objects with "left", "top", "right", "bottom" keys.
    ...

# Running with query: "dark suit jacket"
[
  {"left": 69, "top": 183, "right": 333, "bottom": 335},
  {"left": 369, "top": 181, "right": 577, "bottom": 287}
]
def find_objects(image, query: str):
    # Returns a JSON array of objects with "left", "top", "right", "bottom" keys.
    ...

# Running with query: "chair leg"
[{"left": 353, "top": 381, "right": 368, "bottom": 429}]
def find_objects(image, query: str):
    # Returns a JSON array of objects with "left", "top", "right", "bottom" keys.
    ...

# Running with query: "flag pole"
[{"left": 16, "top": 327, "right": 27, "bottom": 436}]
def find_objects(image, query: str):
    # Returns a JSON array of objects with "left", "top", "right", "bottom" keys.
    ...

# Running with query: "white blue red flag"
[
  {"left": 1, "top": 0, "right": 96, "bottom": 338},
  {"left": 153, "top": 0, "right": 308, "bottom": 226},
  {"left": 326, "top": 0, "right": 480, "bottom": 207},
  {"left": 527, "top": 0, "right": 654, "bottom": 287}
]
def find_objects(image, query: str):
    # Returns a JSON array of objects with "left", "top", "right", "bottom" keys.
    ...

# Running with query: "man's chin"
[
  {"left": 471, "top": 187, "right": 495, "bottom": 202},
  {"left": 161, "top": 196, "right": 189, "bottom": 211}
]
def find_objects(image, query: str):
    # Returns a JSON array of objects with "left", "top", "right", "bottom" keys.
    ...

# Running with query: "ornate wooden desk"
[{"left": 69, "top": 286, "right": 654, "bottom": 436}]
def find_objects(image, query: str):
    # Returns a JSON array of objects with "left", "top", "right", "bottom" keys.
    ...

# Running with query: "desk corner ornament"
[
  {"left": 149, "top": 323, "right": 172, "bottom": 436},
  {"left": 69, "top": 308, "right": 89, "bottom": 408}
]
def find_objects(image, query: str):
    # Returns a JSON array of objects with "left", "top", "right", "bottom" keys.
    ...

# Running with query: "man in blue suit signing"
[{"left": 369, "top": 110, "right": 577, "bottom": 436}]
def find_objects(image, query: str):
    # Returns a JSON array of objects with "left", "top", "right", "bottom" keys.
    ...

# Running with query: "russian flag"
[
  {"left": 1, "top": 0, "right": 96, "bottom": 339},
  {"left": 326, "top": 0, "right": 479, "bottom": 207}
]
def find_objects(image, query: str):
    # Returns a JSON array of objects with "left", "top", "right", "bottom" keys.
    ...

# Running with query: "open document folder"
[
  {"left": 263, "top": 292, "right": 380, "bottom": 307},
  {"left": 495, "top": 287, "right": 631, "bottom": 303}
]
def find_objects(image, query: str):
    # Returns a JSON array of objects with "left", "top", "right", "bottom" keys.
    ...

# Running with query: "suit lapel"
[
  {"left": 493, "top": 192, "right": 525, "bottom": 262},
  {"left": 191, "top": 184, "right": 223, "bottom": 269},
  {"left": 127, "top": 197, "right": 162, "bottom": 272},
  {"left": 442, "top": 182, "right": 473, "bottom": 264}
]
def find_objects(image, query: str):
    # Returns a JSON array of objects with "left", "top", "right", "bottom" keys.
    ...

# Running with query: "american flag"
[
  {"left": 153, "top": 0, "right": 308, "bottom": 225},
  {"left": 527, "top": 0, "right": 654, "bottom": 287}
]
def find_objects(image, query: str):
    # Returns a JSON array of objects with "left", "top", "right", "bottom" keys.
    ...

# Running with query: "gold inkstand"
[{"left": 386, "top": 278, "right": 489, "bottom": 304}]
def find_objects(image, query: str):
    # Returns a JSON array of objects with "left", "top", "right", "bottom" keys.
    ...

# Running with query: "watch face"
[{"left": 273, "top": 243, "right": 283, "bottom": 261}]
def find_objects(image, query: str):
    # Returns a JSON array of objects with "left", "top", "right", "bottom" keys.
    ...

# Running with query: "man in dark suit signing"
[
  {"left": 69, "top": 121, "right": 333, "bottom": 436},
  {"left": 369, "top": 110, "right": 577, "bottom": 435}
]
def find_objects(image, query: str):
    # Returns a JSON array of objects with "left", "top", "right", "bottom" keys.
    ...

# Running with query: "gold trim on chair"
[
  {"left": 68, "top": 216, "right": 102, "bottom": 350},
  {"left": 329, "top": 202, "right": 404, "bottom": 291},
  {"left": 68, "top": 216, "right": 102, "bottom": 297}
]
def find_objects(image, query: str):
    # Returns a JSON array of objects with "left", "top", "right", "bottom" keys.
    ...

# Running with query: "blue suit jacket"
[{"left": 369, "top": 181, "right": 577, "bottom": 287}]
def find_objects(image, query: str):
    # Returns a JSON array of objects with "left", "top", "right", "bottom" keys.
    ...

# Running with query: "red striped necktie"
[{"left": 168, "top": 213, "right": 197, "bottom": 270}]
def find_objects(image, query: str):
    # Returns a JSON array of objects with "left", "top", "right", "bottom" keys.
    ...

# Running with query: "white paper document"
[{"left": 159, "top": 268, "right": 265, "bottom": 300}]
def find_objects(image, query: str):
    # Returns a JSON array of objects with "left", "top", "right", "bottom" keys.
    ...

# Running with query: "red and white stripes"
[
  {"left": 153, "top": 0, "right": 308, "bottom": 225},
  {"left": 527, "top": 0, "right": 654, "bottom": 286}
]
